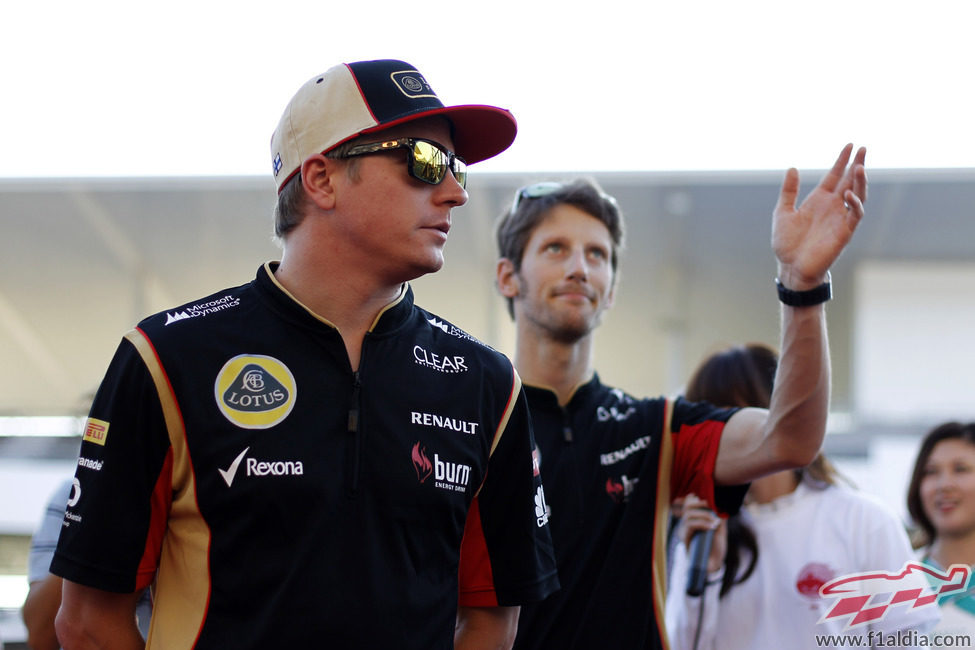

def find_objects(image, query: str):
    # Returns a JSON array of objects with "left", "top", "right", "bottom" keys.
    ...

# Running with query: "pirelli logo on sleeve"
[{"left": 82, "top": 418, "right": 110, "bottom": 446}]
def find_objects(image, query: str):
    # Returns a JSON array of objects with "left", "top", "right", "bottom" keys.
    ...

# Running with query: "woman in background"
[
  {"left": 666, "top": 343, "right": 938, "bottom": 649},
  {"left": 907, "top": 421, "right": 975, "bottom": 638}
]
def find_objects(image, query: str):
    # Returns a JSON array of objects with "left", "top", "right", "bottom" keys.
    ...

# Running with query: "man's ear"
[
  {"left": 300, "top": 154, "right": 340, "bottom": 210},
  {"left": 496, "top": 258, "right": 520, "bottom": 298}
]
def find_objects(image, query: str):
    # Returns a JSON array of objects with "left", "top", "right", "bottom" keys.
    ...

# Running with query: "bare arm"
[
  {"left": 22, "top": 575, "right": 64, "bottom": 650},
  {"left": 55, "top": 580, "right": 145, "bottom": 650},
  {"left": 455, "top": 605, "right": 520, "bottom": 650},
  {"left": 714, "top": 144, "right": 867, "bottom": 485}
]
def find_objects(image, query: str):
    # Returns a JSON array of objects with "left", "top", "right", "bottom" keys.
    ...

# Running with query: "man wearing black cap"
[{"left": 52, "top": 60, "right": 558, "bottom": 649}]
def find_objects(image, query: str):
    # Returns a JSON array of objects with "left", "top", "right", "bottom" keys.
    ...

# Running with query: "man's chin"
[
  {"left": 403, "top": 256, "right": 445, "bottom": 281},
  {"left": 547, "top": 319, "right": 597, "bottom": 345}
]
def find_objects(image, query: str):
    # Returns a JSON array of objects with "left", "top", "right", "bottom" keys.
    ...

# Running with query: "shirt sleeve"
[
  {"left": 50, "top": 335, "right": 173, "bottom": 593},
  {"left": 458, "top": 377, "right": 559, "bottom": 607},
  {"left": 670, "top": 398, "right": 748, "bottom": 516}
]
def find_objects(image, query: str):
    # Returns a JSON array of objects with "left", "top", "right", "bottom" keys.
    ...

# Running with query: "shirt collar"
[{"left": 255, "top": 262, "right": 415, "bottom": 335}]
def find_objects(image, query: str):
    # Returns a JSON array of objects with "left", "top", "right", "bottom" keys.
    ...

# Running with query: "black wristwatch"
[{"left": 775, "top": 271, "right": 832, "bottom": 307}]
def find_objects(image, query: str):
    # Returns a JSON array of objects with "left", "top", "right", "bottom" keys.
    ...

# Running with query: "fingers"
[
  {"left": 784, "top": 144, "right": 866, "bottom": 204},
  {"left": 680, "top": 502, "right": 720, "bottom": 548},
  {"left": 844, "top": 189, "right": 866, "bottom": 228},
  {"left": 818, "top": 143, "right": 854, "bottom": 193},
  {"left": 776, "top": 167, "right": 800, "bottom": 214},
  {"left": 843, "top": 150, "right": 867, "bottom": 226},
  {"left": 851, "top": 149, "right": 868, "bottom": 203},
  {"left": 832, "top": 145, "right": 869, "bottom": 203}
]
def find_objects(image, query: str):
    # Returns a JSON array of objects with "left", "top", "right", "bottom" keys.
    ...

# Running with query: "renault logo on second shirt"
[{"left": 214, "top": 354, "right": 297, "bottom": 429}]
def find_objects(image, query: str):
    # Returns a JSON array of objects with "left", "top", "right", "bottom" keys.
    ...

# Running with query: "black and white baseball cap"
[{"left": 270, "top": 59, "right": 518, "bottom": 192}]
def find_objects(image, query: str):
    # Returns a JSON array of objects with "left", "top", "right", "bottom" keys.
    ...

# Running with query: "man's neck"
[
  {"left": 513, "top": 325, "right": 595, "bottom": 406},
  {"left": 274, "top": 244, "right": 403, "bottom": 370}
]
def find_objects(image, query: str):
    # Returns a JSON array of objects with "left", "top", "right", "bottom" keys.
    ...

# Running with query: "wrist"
[
  {"left": 776, "top": 271, "right": 832, "bottom": 307},
  {"left": 775, "top": 265, "right": 829, "bottom": 292}
]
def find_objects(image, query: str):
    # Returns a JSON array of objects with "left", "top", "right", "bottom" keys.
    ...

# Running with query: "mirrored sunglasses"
[{"left": 338, "top": 138, "right": 467, "bottom": 188}]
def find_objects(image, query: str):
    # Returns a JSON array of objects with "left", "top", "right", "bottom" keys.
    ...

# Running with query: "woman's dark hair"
[
  {"left": 906, "top": 421, "right": 975, "bottom": 547},
  {"left": 685, "top": 343, "right": 777, "bottom": 410},
  {"left": 685, "top": 344, "right": 770, "bottom": 596},
  {"left": 683, "top": 343, "right": 841, "bottom": 597}
]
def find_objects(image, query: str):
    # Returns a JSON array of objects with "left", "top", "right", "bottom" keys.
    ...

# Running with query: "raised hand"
[{"left": 772, "top": 144, "right": 867, "bottom": 291}]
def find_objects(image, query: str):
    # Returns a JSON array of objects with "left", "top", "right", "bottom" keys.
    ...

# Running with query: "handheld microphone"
[{"left": 685, "top": 526, "right": 715, "bottom": 597}]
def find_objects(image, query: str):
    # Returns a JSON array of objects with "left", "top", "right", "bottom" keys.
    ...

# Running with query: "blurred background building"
[{"left": 1, "top": 168, "right": 973, "bottom": 644}]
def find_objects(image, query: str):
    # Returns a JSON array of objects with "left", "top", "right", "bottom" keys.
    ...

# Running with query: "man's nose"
[{"left": 565, "top": 247, "right": 589, "bottom": 280}]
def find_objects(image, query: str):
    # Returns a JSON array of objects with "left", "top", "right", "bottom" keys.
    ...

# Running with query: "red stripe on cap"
[{"left": 344, "top": 62, "right": 381, "bottom": 125}]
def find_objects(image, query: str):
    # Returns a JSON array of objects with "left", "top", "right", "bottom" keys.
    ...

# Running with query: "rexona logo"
[
  {"left": 214, "top": 355, "right": 296, "bottom": 429},
  {"left": 413, "top": 345, "right": 468, "bottom": 374},
  {"left": 411, "top": 441, "right": 471, "bottom": 493},
  {"left": 818, "top": 561, "right": 970, "bottom": 630},
  {"left": 219, "top": 446, "right": 304, "bottom": 487}
]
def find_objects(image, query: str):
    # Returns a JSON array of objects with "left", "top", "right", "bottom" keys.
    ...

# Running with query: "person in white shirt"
[{"left": 667, "top": 343, "right": 939, "bottom": 649}]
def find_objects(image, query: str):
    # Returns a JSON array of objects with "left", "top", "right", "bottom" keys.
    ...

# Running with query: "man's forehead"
[{"left": 532, "top": 204, "right": 614, "bottom": 241}]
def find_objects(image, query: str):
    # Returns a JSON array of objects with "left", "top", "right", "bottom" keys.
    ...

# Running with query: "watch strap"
[{"left": 775, "top": 271, "right": 832, "bottom": 307}]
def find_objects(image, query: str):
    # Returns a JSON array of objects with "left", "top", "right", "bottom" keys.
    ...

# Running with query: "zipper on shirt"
[
  {"left": 347, "top": 369, "right": 362, "bottom": 496},
  {"left": 561, "top": 408, "right": 574, "bottom": 443},
  {"left": 561, "top": 406, "right": 586, "bottom": 525}
]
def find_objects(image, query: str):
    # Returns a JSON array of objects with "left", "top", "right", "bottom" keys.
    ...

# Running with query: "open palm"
[{"left": 772, "top": 144, "right": 868, "bottom": 290}]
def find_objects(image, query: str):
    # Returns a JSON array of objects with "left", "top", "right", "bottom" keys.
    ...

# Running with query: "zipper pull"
[
  {"left": 348, "top": 371, "right": 361, "bottom": 433},
  {"left": 347, "top": 370, "right": 363, "bottom": 497},
  {"left": 562, "top": 409, "right": 573, "bottom": 443}
]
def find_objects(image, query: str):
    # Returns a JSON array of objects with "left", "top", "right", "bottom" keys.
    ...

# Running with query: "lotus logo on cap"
[{"left": 391, "top": 71, "right": 437, "bottom": 100}]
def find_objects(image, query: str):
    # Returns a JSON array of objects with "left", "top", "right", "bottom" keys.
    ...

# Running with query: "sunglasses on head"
[
  {"left": 510, "top": 181, "right": 620, "bottom": 213},
  {"left": 510, "top": 181, "right": 566, "bottom": 212},
  {"left": 337, "top": 138, "right": 467, "bottom": 188}
]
